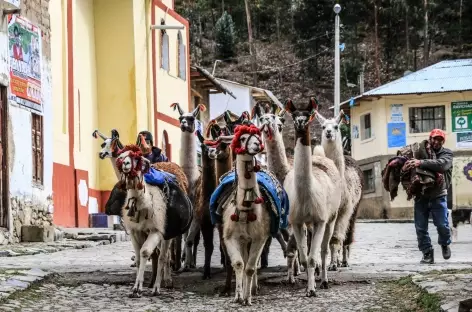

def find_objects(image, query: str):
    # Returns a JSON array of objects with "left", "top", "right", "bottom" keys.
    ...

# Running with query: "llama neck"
[
  {"left": 264, "top": 132, "right": 290, "bottom": 183},
  {"left": 180, "top": 131, "right": 199, "bottom": 184},
  {"left": 109, "top": 157, "right": 121, "bottom": 180},
  {"left": 216, "top": 148, "right": 233, "bottom": 181},
  {"left": 322, "top": 139, "right": 345, "bottom": 177},
  {"left": 294, "top": 130, "right": 313, "bottom": 183},
  {"left": 235, "top": 154, "right": 260, "bottom": 209},
  {"left": 202, "top": 152, "right": 217, "bottom": 199}
]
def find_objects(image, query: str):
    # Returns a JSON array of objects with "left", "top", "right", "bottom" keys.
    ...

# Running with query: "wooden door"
[{"left": 0, "top": 86, "right": 9, "bottom": 228}]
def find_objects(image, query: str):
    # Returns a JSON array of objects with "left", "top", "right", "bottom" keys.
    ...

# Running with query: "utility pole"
[{"left": 334, "top": 3, "right": 341, "bottom": 116}]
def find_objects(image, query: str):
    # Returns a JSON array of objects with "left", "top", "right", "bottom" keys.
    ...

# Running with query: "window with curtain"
[
  {"left": 177, "top": 31, "right": 186, "bottom": 80},
  {"left": 160, "top": 20, "right": 169, "bottom": 71},
  {"left": 409, "top": 106, "right": 445, "bottom": 133}
]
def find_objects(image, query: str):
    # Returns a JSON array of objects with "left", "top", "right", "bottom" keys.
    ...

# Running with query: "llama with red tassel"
[{"left": 215, "top": 124, "right": 271, "bottom": 306}]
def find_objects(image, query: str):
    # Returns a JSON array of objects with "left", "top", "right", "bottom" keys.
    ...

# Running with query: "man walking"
[{"left": 404, "top": 129, "right": 453, "bottom": 264}]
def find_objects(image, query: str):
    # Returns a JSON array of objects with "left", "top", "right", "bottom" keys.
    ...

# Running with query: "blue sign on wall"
[{"left": 387, "top": 122, "right": 407, "bottom": 148}]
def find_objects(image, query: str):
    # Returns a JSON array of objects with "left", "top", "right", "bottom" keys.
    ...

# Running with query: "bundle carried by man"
[{"left": 382, "top": 140, "right": 444, "bottom": 201}]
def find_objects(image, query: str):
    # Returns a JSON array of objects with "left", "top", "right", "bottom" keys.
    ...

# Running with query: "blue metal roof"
[{"left": 338, "top": 59, "right": 472, "bottom": 108}]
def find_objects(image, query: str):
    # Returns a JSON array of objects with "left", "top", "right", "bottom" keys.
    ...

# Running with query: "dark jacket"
[
  {"left": 418, "top": 147, "right": 453, "bottom": 199},
  {"left": 144, "top": 146, "right": 169, "bottom": 163}
]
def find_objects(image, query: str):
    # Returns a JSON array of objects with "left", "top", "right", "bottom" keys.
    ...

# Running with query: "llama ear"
[
  {"left": 271, "top": 103, "right": 279, "bottom": 114},
  {"left": 315, "top": 111, "right": 327, "bottom": 125},
  {"left": 309, "top": 97, "right": 319, "bottom": 112},
  {"left": 223, "top": 110, "right": 232, "bottom": 124},
  {"left": 251, "top": 103, "right": 263, "bottom": 119},
  {"left": 196, "top": 129, "right": 205, "bottom": 143},
  {"left": 140, "top": 156, "right": 151, "bottom": 173},
  {"left": 239, "top": 110, "right": 251, "bottom": 123},
  {"left": 278, "top": 109, "right": 287, "bottom": 123},
  {"left": 92, "top": 130, "right": 108, "bottom": 141},
  {"left": 170, "top": 103, "right": 184, "bottom": 116},
  {"left": 111, "top": 129, "right": 120, "bottom": 140},
  {"left": 192, "top": 104, "right": 206, "bottom": 117},
  {"left": 284, "top": 99, "right": 296, "bottom": 113}
]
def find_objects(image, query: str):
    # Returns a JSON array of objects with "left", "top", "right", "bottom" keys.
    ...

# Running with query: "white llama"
[
  {"left": 217, "top": 124, "right": 271, "bottom": 305},
  {"left": 283, "top": 98, "right": 342, "bottom": 296},
  {"left": 315, "top": 109, "right": 363, "bottom": 269}
]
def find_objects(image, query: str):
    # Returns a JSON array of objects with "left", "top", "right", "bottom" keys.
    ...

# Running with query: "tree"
[{"left": 215, "top": 11, "right": 237, "bottom": 59}]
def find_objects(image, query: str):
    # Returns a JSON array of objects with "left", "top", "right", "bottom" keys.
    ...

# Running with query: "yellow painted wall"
[
  {"left": 94, "top": 0, "right": 138, "bottom": 190},
  {"left": 74, "top": 0, "right": 99, "bottom": 189},
  {"left": 350, "top": 91, "right": 472, "bottom": 210},
  {"left": 50, "top": 0, "right": 69, "bottom": 166},
  {"left": 154, "top": 5, "right": 190, "bottom": 118}
]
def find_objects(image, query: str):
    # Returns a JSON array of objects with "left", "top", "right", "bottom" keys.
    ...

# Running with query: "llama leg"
[
  {"left": 152, "top": 239, "right": 171, "bottom": 296},
  {"left": 201, "top": 221, "right": 215, "bottom": 280},
  {"left": 181, "top": 219, "right": 200, "bottom": 271},
  {"left": 244, "top": 238, "right": 267, "bottom": 306},
  {"left": 320, "top": 219, "right": 336, "bottom": 289},
  {"left": 275, "top": 231, "right": 288, "bottom": 258},
  {"left": 131, "top": 232, "right": 161, "bottom": 298},
  {"left": 260, "top": 237, "right": 271, "bottom": 268},
  {"left": 130, "top": 231, "right": 143, "bottom": 269},
  {"left": 148, "top": 249, "right": 159, "bottom": 288},
  {"left": 286, "top": 233, "right": 298, "bottom": 283},
  {"left": 306, "top": 222, "right": 327, "bottom": 297},
  {"left": 173, "top": 235, "right": 182, "bottom": 271},
  {"left": 163, "top": 247, "right": 173, "bottom": 288},
  {"left": 225, "top": 237, "right": 244, "bottom": 303},
  {"left": 294, "top": 251, "right": 301, "bottom": 275},
  {"left": 218, "top": 225, "right": 233, "bottom": 295},
  {"left": 292, "top": 224, "right": 311, "bottom": 295},
  {"left": 329, "top": 204, "right": 352, "bottom": 271},
  {"left": 193, "top": 229, "right": 200, "bottom": 267}
]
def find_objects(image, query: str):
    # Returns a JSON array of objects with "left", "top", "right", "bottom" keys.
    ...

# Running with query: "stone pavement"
[{"left": 0, "top": 223, "right": 471, "bottom": 311}]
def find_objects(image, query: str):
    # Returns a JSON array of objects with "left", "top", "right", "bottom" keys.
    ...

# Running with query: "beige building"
[{"left": 337, "top": 59, "right": 472, "bottom": 219}]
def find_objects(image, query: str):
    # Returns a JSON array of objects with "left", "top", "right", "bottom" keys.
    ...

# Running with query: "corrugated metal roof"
[{"left": 337, "top": 59, "right": 472, "bottom": 108}]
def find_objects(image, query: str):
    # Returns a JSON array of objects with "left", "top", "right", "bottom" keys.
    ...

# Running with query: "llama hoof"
[
  {"left": 244, "top": 298, "right": 252, "bottom": 306},
  {"left": 306, "top": 289, "right": 317, "bottom": 297},
  {"left": 328, "top": 263, "right": 338, "bottom": 271},
  {"left": 341, "top": 261, "right": 349, "bottom": 268},
  {"left": 152, "top": 288, "right": 161, "bottom": 296},
  {"left": 320, "top": 281, "right": 329, "bottom": 289},
  {"left": 337, "top": 260, "right": 342, "bottom": 267},
  {"left": 233, "top": 293, "right": 244, "bottom": 303},
  {"left": 129, "top": 287, "right": 142, "bottom": 298},
  {"left": 315, "top": 266, "right": 321, "bottom": 275}
]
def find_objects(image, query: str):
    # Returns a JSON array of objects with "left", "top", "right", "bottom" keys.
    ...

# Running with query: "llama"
[
  {"left": 171, "top": 103, "right": 213, "bottom": 277},
  {"left": 115, "top": 145, "right": 192, "bottom": 297},
  {"left": 92, "top": 129, "right": 123, "bottom": 180},
  {"left": 213, "top": 124, "right": 272, "bottom": 305},
  {"left": 315, "top": 109, "right": 363, "bottom": 269},
  {"left": 283, "top": 98, "right": 342, "bottom": 296}
]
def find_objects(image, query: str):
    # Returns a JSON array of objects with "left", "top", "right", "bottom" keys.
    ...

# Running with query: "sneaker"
[
  {"left": 420, "top": 248, "right": 434, "bottom": 264},
  {"left": 441, "top": 245, "right": 451, "bottom": 260}
]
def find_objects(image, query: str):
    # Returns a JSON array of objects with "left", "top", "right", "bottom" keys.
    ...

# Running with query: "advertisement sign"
[
  {"left": 4, "top": 0, "right": 21, "bottom": 8},
  {"left": 7, "top": 14, "right": 42, "bottom": 112},
  {"left": 390, "top": 104, "right": 403, "bottom": 122},
  {"left": 451, "top": 101, "right": 472, "bottom": 133},
  {"left": 456, "top": 132, "right": 472, "bottom": 149},
  {"left": 387, "top": 122, "right": 406, "bottom": 148}
]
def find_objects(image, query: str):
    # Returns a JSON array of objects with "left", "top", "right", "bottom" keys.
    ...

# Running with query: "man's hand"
[{"left": 404, "top": 159, "right": 421, "bottom": 171}]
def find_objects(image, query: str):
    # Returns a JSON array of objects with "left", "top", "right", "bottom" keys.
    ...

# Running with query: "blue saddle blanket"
[
  {"left": 144, "top": 167, "right": 177, "bottom": 186},
  {"left": 209, "top": 169, "right": 289, "bottom": 237}
]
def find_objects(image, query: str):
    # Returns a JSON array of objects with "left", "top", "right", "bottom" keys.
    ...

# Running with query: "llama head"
[
  {"left": 252, "top": 101, "right": 286, "bottom": 140},
  {"left": 224, "top": 110, "right": 251, "bottom": 134},
  {"left": 284, "top": 98, "right": 318, "bottom": 132},
  {"left": 171, "top": 103, "right": 206, "bottom": 133},
  {"left": 315, "top": 110, "right": 349, "bottom": 144},
  {"left": 93, "top": 129, "right": 122, "bottom": 159},
  {"left": 116, "top": 144, "right": 151, "bottom": 179},
  {"left": 218, "top": 124, "right": 264, "bottom": 156}
]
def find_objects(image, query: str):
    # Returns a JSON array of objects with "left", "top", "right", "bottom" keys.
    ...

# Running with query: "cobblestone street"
[{"left": 1, "top": 223, "right": 472, "bottom": 311}]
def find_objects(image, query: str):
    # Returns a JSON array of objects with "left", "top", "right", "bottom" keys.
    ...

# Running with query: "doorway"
[{"left": 0, "top": 86, "right": 9, "bottom": 228}]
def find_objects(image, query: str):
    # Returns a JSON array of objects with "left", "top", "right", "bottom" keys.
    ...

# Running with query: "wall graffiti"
[{"left": 464, "top": 162, "right": 472, "bottom": 182}]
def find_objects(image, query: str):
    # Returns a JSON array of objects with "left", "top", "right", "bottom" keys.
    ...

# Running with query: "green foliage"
[{"left": 215, "top": 11, "right": 237, "bottom": 59}]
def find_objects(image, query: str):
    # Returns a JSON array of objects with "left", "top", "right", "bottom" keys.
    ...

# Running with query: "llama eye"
[
  {"left": 322, "top": 126, "right": 326, "bottom": 130},
  {"left": 101, "top": 143, "right": 106, "bottom": 148},
  {"left": 334, "top": 126, "right": 339, "bottom": 130}
]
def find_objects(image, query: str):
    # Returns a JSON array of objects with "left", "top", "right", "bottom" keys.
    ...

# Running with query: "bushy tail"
[{"left": 312, "top": 145, "right": 325, "bottom": 157}]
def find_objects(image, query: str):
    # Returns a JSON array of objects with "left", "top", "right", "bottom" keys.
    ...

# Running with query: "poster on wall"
[
  {"left": 451, "top": 101, "right": 472, "bottom": 133},
  {"left": 4, "top": 0, "right": 21, "bottom": 8},
  {"left": 387, "top": 122, "right": 406, "bottom": 148},
  {"left": 456, "top": 132, "right": 472, "bottom": 149},
  {"left": 352, "top": 125, "right": 359, "bottom": 139},
  {"left": 7, "top": 14, "right": 42, "bottom": 112},
  {"left": 390, "top": 104, "right": 403, "bottom": 122}
]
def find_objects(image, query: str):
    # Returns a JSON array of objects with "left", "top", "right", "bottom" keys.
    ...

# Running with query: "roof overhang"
[
  {"left": 215, "top": 78, "right": 283, "bottom": 108},
  {"left": 190, "top": 66, "right": 237, "bottom": 99}
]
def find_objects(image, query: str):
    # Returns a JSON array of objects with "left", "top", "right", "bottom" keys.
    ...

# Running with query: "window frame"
[
  {"left": 176, "top": 31, "right": 186, "bottom": 80},
  {"left": 160, "top": 19, "right": 170, "bottom": 71},
  {"left": 31, "top": 113, "right": 44, "bottom": 186},
  {"left": 408, "top": 105, "right": 446, "bottom": 134},
  {"left": 359, "top": 112, "right": 372, "bottom": 141},
  {"left": 362, "top": 168, "right": 375, "bottom": 194}
]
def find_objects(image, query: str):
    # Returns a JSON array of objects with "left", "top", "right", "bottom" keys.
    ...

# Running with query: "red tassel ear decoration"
[
  {"left": 253, "top": 164, "right": 261, "bottom": 172},
  {"left": 230, "top": 213, "right": 239, "bottom": 222},
  {"left": 137, "top": 181, "right": 144, "bottom": 190},
  {"left": 247, "top": 212, "right": 257, "bottom": 222},
  {"left": 254, "top": 197, "right": 264, "bottom": 204}
]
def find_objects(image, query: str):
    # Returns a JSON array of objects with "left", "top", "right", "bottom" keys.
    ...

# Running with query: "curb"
[
  {"left": 357, "top": 219, "right": 415, "bottom": 223},
  {"left": 0, "top": 268, "right": 51, "bottom": 303}
]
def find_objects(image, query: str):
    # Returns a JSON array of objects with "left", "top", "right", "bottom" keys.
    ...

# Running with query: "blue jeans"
[{"left": 414, "top": 195, "right": 451, "bottom": 252}]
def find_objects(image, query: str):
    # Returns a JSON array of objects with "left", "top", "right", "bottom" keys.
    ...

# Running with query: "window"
[
  {"left": 363, "top": 169, "right": 375, "bottom": 193},
  {"left": 360, "top": 113, "right": 372, "bottom": 140},
  {"left": 177, "top": 31, "right": 186, "bottom": 80},
  {"left": 160, "top": 19, "right": 169, "bottom": 71},
  {"left": 409, "top": 106, "right": 445, "bottom": 134},
  {"left": 32, "top": 113, "right": 43, "bottom": 185}
]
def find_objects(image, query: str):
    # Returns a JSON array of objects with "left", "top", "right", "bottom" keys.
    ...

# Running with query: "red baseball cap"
[{"left": 430, "top": 129, "right": 446, "bottom": 140}]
